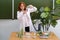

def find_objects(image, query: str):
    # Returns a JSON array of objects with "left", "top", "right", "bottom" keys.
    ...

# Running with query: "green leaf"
[
  {"left": 44, "top": 7, "right": 50, "bottom": 12},
  {"left": 40, "top": 12, "right": 49, "bottom": 18},
  {"left": 51, "top": 20, "right": 57, "bottom": 27},
  {"left": 56, "top": 0, "right": 60, "bottom": 4},
  {"left": 52, "top": 15, "right": 60, "bottom": 20}
]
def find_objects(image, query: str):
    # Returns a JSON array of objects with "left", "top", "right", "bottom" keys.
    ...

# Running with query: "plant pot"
[
  {"left": 39, "top": 24, "right": 50, "bottom": 38},
  {"left": 39, "top": 32, "right": 50, "bottom": 38}
]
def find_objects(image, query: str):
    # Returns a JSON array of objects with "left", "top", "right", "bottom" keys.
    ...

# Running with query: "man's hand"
[
  {"left": 27, "top": 5, "right": 34, "bottom": 8},
  {"left": 29, "top": 5, "right": 33, "bottom": 8}
]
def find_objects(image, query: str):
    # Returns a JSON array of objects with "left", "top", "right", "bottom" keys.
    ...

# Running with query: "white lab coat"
[{"left": 17, "top": 6, "right": 37, "bottom": 32}]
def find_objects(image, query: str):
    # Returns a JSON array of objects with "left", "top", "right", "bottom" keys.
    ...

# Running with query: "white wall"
[
  {"left": 0, "top": 19, "right": 20, "bottom": 40},
  {"left": 49, "top": 20, "right": 60, "bottom": 39},
  {"left": 0, "top": 19, "right": 60, "bottom": 40}
]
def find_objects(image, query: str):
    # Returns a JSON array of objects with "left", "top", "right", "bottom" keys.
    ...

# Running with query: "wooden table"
[{"left": 9, "top": 32, "right": 60, "bottom": 40}]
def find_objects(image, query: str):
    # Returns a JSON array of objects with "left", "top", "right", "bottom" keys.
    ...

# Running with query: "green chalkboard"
[
  {"left": 0, "top": 0, "right": 53, "bottom": 19},
  {"left": 14, "top": 0, "right": 53, "bottom": 19},
  {"left": 0, "top": 0, "right": 12, "bottom": 19}
]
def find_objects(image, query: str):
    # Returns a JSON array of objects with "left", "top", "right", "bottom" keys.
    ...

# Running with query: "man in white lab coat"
[{"left": 17, "top": 2, "right": 37, "bottom": 32}]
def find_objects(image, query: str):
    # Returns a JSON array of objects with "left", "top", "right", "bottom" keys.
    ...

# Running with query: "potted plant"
[{"left": 33, "top": 7, "right": 59, "bottom": 38}]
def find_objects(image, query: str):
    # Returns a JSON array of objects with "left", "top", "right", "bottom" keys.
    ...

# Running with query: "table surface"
[{"left": 9, "top": 32, "right": 60, "bottom": 40}]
